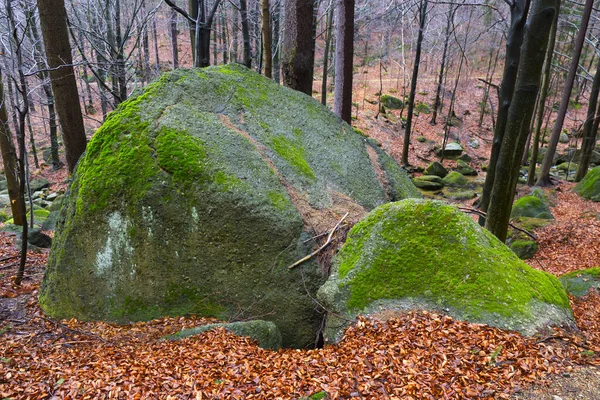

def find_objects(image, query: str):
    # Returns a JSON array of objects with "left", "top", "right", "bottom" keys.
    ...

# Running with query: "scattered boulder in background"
[
  {"left": 574, "top": 166, "right": 600, "bottom": 202},
  {"left": 29, "top": 178, "right": 50, "bottom": 193},
  {"left": 437, "top": 142, "right": 463, "bottom": 158},
  {"left": 559, "top": 132, "right": 569, "bottom": 144},
  {"left": 458, "top": 153, "right": 472, "bottom": 163},
  {"left": 442, "top": 171, "right": 469, "bottom": 188},
  {"left": 317, "top": 199, "right": 573, "bottom": 342},
  {"left": 456, "top": 160, "right": 477, "bottom": 176},
  {"left": 39, "top": 64, "right": 420, "bottom": 348},
  {"left": 511, "top": 195, "right": 553, "bottom": 220},
  {"left": 467, "top": 138, "right": 480, "bottom": 149},
  {"left": 412, "top": 175, "right": 444, "bottom": 190},
  {"left": 380, "top": 94, "right": 404, "bottom": 110},
  {"left": 423, "top": 162, "right": 448, "bottom": 178},
  {"left": 163, "top": 320, "right": 282, "bottom": 350},
  {"left": 507, "top": 239, "right": 538, "bottom": 260},
  {"left": 559, "top": 268, "right": 600, "bottom": 298},
  {"left": 557, "top": 149, "right": 600, "bottom": 165},
  {"left": 27, "top": 229, "right": 52, "bottom": 248}
]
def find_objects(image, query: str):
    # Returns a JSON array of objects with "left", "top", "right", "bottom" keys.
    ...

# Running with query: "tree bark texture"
[
  {"left": 485, "top": 0, "right": 557, "bottom": 242},
  {"left": 37, "top": 0, "right": 88, "bottom": 174},
  {"left": 262, "top": 0, "right": 272, "bottom": 78},
  {"left": 333, "top": 0, "right": 355, "bottom": 123},
  {"left": 0, "top": 71, "right": 24, "bottom": 225},
  {"left": 478, "top": 0, "right": 530, "bottom": 225},
  {"left": 575, "top": 55, "right": 600, "bottom": 181},
  {"left": 527, "top": 4, "right": 559, "bottom": 186},
  {"left": 281, "top": 0, "right": 315, "bottom": 95},
  {"left": 401, "top": 0, "right": 427, "bottom": 165},
  {"left": 537, "top": 0, "right": 593, "bottom": 186}
]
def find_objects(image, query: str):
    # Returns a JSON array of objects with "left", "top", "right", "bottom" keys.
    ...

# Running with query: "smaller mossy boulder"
[
  {"left": 444, "top": 189, "right": 476, "bottom": 201},
  {"left": 559, "top": 268, "right": 600, "bottom": 298},
  {"left": 423, "top": 162, "right": 448, "bottom": 178},
  {"left": 29, "top": 178, "right": 50, "bottom": 193},
  {"left": 442, "top": 171, "right": 469, "bottom": 187},
  {"left": 507, "top": 239, "right": 538, "bottom": 260},
  {"left": 317, "top": 200, "right": 573, "bottom": 342},
  {"left": 456, "top": 160, "right": 477, "bottom": 176},
  {"left": 511, "top": 196, "right": 553, "bottom": 220},
  {"left": 557, "top": 162, "right": 578, "bottom": 173},
  {"left": 380, "top": 95, "right": 404, "bottom": 110},
  {"left": 437, "top": 142, "right": 463, "bottom": 157},
  {"left": 163, "top": 320, "right": 282, "bottom": 350},
  {"left": 412, "top": 175, "right": 443, "bottom": 190},
  {"left": 574, "top": 166, "right": 600, "bottom": 202}
]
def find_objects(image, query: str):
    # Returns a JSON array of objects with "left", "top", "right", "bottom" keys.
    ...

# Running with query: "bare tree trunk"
[
  {"left": 221, "top": 4, "right": 228, "bottom": 64},
  {"left": 25, "top": 5, "right": 63, "bottom": 170},
  {"left": 485, "top": 0, "right": 557, "bottom": 242},
  {"left": 333, "top": 0, "right": 355, "bottom": 123},
  {"left": 321, "top": 3, "right": 334, "bottom": 105},
  {"left": 240, "top": 0, "right": 252, "bottom": 68},
  {"left": 263, "top": 0, "right": 272, "bottom": 78},
  {"left": 6, "top": 0, "right": 30, "bottom": 286},
  {"left": 431, "top": 3, "right": 454, "bottom": 125},
  {"left": 189, "top": 0, "right": 199, "bottom": 62},
  {"left": 171, "top": 9, "right": 180, "bottom": 69},
  {"left": 37, "top": 0, "right": 88, "bottom": 174},
  {"left": 537, "top": 0, "right": 593, "bottom": 186},
  {"left": 575, "top": 55, "right": 600, "bottom": 181},
  {"left": 272, "top": 0, "right": 281, "bottom": 83},
  {"left": 527, "top": 4, "right": 559, "bottom": 186},
  {"left": 153, "top": 16, "right": 161, "bottom": 72},
  {"left": 478, "top": 0, "right": 531, "bottom": 225},
  {"left": 0, "top": 71, "right": 25, "bottom": 226},
  {"left": 232, "top": 2, "right": 239, "bottom": 62},
  {"left": 401, "top": 0, "right": 427, "bottom": 166},
  {"left": 281, "top": 0, "right": 315, "bottom": 95}
]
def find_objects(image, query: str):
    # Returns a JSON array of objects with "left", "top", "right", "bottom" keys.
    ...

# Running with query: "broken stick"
[{"left": 288, "top": 212, "right": 349, "bottom": 269}]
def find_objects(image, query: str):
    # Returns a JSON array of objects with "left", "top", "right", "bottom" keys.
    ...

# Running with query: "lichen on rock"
[{"left": 317, "top": 199, "right": 573, "bottom": 342}]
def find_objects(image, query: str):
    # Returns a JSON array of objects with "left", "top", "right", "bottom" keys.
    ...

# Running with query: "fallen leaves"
[{"left": 1, "top": 185, "right": 600, "bottom": 399}]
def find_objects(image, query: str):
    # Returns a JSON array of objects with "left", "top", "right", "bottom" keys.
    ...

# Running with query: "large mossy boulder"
[
  {"left": 574, "top": 166, "right": 600, "bottom": 201},
  {"left": 412, "top": 175, "right": 443, "bottom": 190},
  {"left": 317, "top": 199, "right": 573, "bottom": 342},
  {"left": 39, "top": 64, "right": 420, "bottom": 348}
]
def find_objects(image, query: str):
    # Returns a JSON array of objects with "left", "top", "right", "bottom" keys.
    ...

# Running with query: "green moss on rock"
[
  {"left": 39, "top": 64, "right": 419, "bottom": 349},
  {"left": 442, "top": 171, "right": 468, "bottom": 187},
  {"left": 559, "top": 268, "right": 600, "bottom": 297},
  {"left": 574, "top": 166, "right": 600, "bottom": 202},
  {"left": 317, "top": 199, "right": 573, "bottom": 341},
  {"left": 511, "top": 196, "right": 553, "bottom": 219},
  {"left": 380, "top": 95, "right": 404, "bottom": 110}
]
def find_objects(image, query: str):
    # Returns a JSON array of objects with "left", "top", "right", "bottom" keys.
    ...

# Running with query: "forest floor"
[
  {"left": 1, "top": 63, "right": 600, "bottom": 398},
  {"left": 0, "top": 186, "right": 599, "bottom": 399}
]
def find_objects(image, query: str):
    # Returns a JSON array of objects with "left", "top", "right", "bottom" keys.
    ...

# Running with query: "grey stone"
[
  {"left": 163, "top": 320, "right": 282, "bottom": 350},
  {"left": 39, "top": 65, "right": 421, "bottom": 349}
]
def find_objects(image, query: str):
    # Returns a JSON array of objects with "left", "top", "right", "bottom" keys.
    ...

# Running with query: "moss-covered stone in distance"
[
  {"left": 442, "top": 171, "right": 469, "bottom": 187},
  {"left": 412, "top": 175, "right": 443, "bottom": 190},
  {"left": 163, "top": 320, "right": 282, "bottom": 350},
  {"left": 317, "top": 199, "right": 573, "bottom": 342},
  {"left": 511, "top": 196, "right": 553, "bottom": 219},
  {"left": 380, "top": 95, "right": 404, "bottom": 110},
  {"left": 574, "top": 166, "right": 600, "bottom": 202},
  {"left": 39, "top": 65, "right": 419, "bottom": 349},
  {"left": 424, "top": 162, "right": 448, "bottom": 178},
  {"left": 559, "top": 268, "right": 600, "bottom": 297}
]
